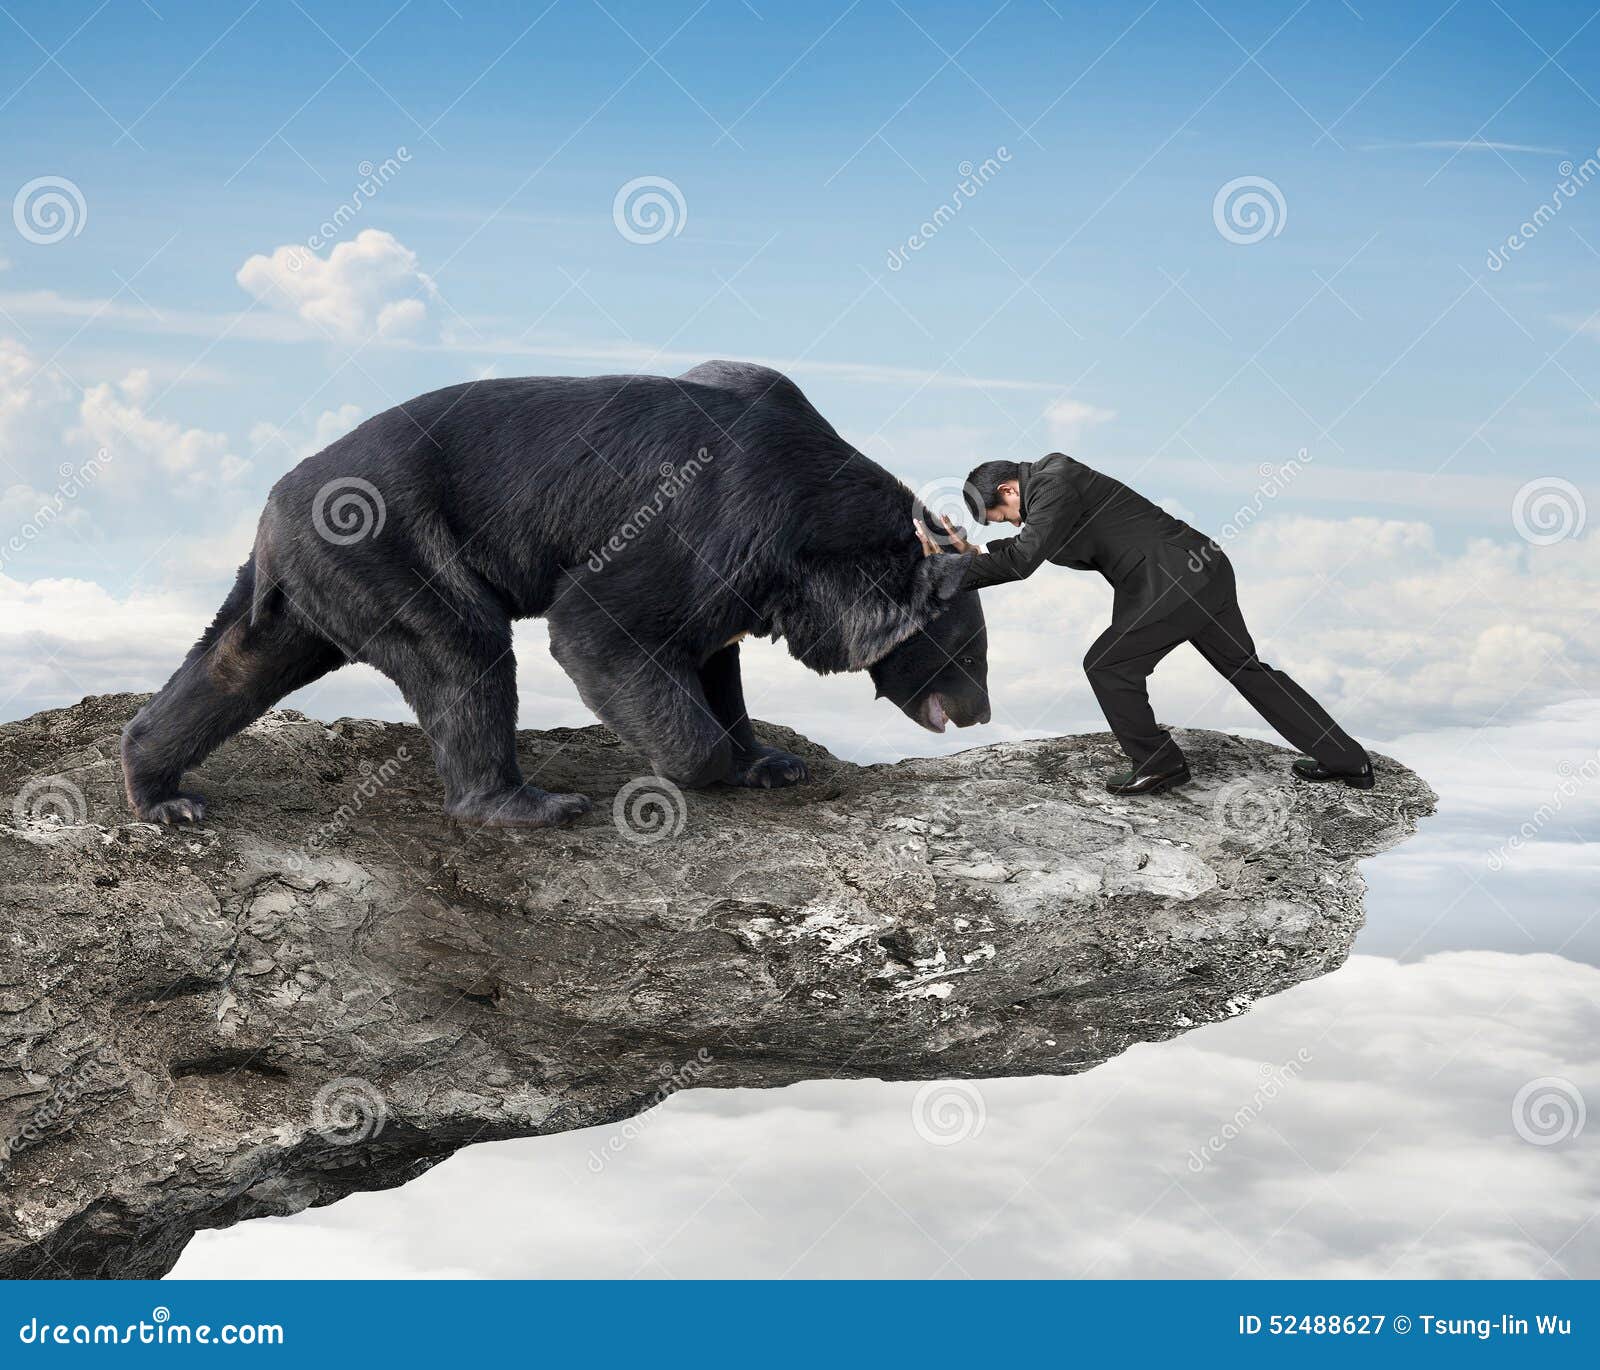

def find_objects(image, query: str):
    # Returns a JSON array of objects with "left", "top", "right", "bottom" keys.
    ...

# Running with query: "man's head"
[{"left": 963, "top": 460, "right": 1023, "bottom": 525}]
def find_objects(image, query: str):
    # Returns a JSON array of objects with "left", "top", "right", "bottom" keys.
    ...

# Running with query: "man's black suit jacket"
[{"left": 961, "top": 453, "right": 1223, "bottom": 625}]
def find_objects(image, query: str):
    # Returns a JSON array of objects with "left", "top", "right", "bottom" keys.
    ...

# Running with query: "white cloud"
[
  {"left": 0, "top": 290, "right": 1064, "bottom": 394},
  {"left": 248, "top": 403, "right": 364, "bottom": 464},
  {"left": 174, "top": 949, "right": 1600, "bottom": 1278},
  {"left": 1368, "top": 140, "right": 1567, "bottom": 155},
  {"left": 4, "top": 507, "right": 1595, "bottom": 769},
  {"left": 0, "top": 335, "right": 70, "bottom": 453},
  {"left": 236, "top": 229, "right": 437, "bottom": 342},
  {"left": 1045, "top": 397, "right": 1116, "bottom": 445},
  {"left": 74, "top": 369, "right": 247, "bottom": 484},
  {"left": 1, "top": 337, "right": 250, "bottom": 501}
]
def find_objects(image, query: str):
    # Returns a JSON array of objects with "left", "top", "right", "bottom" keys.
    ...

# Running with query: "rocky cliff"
[{"left": 0, "top": 694, "right": 1434, "bottom": 1278}]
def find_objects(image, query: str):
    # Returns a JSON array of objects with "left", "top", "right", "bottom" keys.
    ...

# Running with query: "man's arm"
[{"left": 961, "top": 465, "right": 1076, "bottom": 589}]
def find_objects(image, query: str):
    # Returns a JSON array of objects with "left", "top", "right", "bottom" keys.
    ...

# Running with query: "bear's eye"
[{"left": 959, "top": 655, "right": 975, "bottom": 666}]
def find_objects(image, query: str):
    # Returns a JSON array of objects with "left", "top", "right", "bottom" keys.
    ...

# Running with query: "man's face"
[{"left": 983, "top": 479, "right": 1022, "bottom": 526}]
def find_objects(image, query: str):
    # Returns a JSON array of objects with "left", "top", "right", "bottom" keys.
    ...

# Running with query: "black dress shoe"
[
  {"left": 1292, "top": 756, "right": 1375, "bottom": 789},
  {"left": 1105, "top": 762, "right": 1191, "bottom": 796}
]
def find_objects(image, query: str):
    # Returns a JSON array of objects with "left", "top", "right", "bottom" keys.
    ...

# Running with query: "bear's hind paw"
[{"left": 448, "top": 785, "right": 592, "bottom": 828}]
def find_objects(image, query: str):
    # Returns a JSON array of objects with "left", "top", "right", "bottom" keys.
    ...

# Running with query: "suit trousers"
[{"left": 1081, "top": 555, "right": 1367, "bottom": 776}]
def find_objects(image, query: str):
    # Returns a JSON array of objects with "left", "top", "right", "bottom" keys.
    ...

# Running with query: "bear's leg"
[
  {"left": 548, "top": 620, "right": 735, "bottom": 789},
  {"left": 698, "top": 643, "right": 809, "bottom": 788},
  {"left": 122, "top": 569, "right": 345, "bottom": 823},
  {"left": 359, "top": 610, "right": 590, "bottom": 828}
]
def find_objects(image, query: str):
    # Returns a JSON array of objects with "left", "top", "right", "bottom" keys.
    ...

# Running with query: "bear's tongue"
[{"left": 921, "top": 693, "right": 949, "bottom": 732}]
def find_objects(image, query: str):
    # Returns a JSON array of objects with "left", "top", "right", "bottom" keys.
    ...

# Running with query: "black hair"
[{"left": 963, "top": 460, "right": 1021, "bottom": 521}]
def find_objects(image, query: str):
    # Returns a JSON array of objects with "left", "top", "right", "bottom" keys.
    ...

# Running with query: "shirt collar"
[{"left": 1016, "top": 461, "right": 1034, "bottom": 521}]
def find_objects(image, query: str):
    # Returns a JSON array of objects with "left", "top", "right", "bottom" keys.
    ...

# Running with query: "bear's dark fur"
[{"left": 121, "top": 360, "right": 990, "bottom": 827}]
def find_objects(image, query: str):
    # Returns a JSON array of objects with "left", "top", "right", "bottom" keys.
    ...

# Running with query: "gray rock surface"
[{"left": 0, "top": 694, "right": 1434, "bottom": 1279}]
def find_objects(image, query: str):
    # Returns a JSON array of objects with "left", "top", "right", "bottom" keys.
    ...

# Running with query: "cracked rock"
[{"left": 0, "top": 693, "right": 1434, "bottom": 1278}]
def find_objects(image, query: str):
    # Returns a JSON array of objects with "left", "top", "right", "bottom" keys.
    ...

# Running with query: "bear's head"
[{"left": 869, "top": 589, "right": 990, "bottom": 732}]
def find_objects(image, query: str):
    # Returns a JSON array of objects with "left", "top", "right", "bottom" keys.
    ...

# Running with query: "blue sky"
[
  {"left": 5, "top": 0, "right": 1599, "bottom": 584},
  {"left": 3, "top": 0, "right": 1597, "bottom": 1278}
]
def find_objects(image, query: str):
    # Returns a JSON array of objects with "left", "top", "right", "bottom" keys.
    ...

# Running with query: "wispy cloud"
[
  {"left": 0, "top": 291, "right": 1065, "bottom": 395},
  {"left": 1364, "top": 138, "right": 1567, "bottom": 155}
]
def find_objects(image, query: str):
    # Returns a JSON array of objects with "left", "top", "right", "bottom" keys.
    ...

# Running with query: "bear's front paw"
[
  {"left": 727, "top": 746, "right": 810, "bottom": 789},
  {"left": 139, "top": 792, "right": 208, "bottom": 825},
  {"left": 448, "top": 785, "right": 592, "bottom": 828}
]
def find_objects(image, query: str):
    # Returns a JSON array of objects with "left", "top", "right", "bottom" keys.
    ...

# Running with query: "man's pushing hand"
[{"left": 913, "top": 514, "right": 975, "bottom": 556}]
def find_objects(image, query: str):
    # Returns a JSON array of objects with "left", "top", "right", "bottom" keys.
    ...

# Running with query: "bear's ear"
[{"left": 915, "top": 551, "right": 970, "bottom": 609}]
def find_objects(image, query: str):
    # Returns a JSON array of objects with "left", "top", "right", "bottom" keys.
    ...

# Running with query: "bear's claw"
[
  {"left": 141, "top": 793, "right": 208, "bottom": 825},
  {"left": 728, "top": 746, "right": 810, "bottom": 789}
]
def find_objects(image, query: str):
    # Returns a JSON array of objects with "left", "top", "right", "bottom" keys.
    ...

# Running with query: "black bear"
[{"left": 121, "top": 360, "right": 990, "bottom": 827}]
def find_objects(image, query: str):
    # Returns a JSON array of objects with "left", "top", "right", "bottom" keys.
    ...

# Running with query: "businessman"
[{"left": 915, "top": 453, "right": 1372, "bottom": 797}]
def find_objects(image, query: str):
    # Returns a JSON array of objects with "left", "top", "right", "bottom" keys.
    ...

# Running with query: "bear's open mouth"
[{"left": 920, "top": 693, "right": 949, "bottom": 733}]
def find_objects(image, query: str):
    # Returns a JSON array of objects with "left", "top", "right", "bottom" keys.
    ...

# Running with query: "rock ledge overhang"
[{"left": 0, "top": 693, "right": 1435, "bottom": 1278}]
